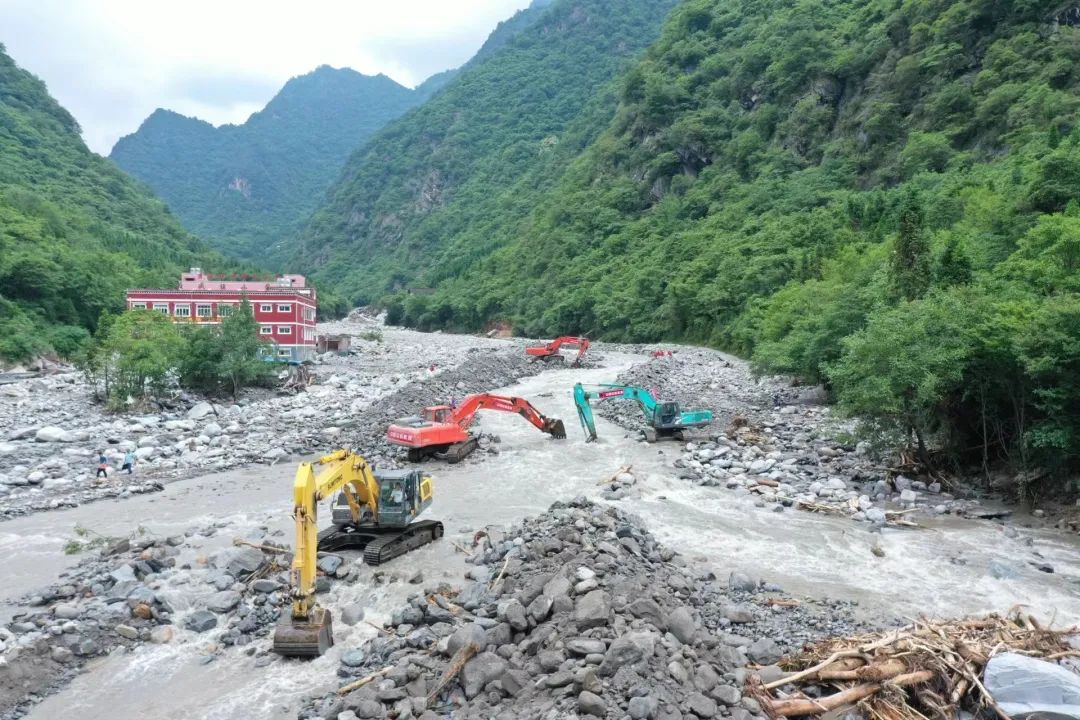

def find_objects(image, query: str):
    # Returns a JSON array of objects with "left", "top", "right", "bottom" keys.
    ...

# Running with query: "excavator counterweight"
[
  {"left": 387, "top": 393, "right": 565, "bottom": 463},
  {"left": 272, "top": 451, "right": 442, "bottom": 658}
]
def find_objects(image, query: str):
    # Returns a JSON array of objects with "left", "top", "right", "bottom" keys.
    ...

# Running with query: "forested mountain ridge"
[
  {"left": 294, "top": 0, "right": 680, "bottom": 301},
  {"left": 110, "top": 66, "right": 432, "bottom": 262},
  {"left": 381, "top": 0, "right": 1080, "bottom": 474},
  {"left": 0, "top": 45, "right": 221, "bottom": 361}
]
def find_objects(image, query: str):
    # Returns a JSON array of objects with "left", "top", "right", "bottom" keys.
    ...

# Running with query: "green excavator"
[{"left": 573, "top": 383, "right": 713, "bottom": 442}]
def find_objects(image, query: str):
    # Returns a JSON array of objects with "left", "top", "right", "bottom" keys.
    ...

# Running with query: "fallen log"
[{"left": 765, "top": 670, "right": 934, "bottom": 717}]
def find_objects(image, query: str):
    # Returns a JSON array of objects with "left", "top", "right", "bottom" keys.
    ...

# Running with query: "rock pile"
[
  {"left": 0, "top": 528, "right": 289, "bottom": 719},
  {"left": 301, "top": 499, "right": 867, "bottom": 720}
]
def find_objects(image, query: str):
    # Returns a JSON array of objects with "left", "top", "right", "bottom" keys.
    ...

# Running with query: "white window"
[
  {"left": 260, "top": 326, "right": 272, "bottom": 335},
  {"left": 304, "top": 308, "right": 315, "bottom": 321},
  {"left": 196, "top": 304, "right": 211, "bottom": 318},
  {"left": 131, "top": 302, "right": 146, "bottom": 309},
  {"left": 277, "top": 349, "right": 292, "bottom": 358},
  {"left": 153, "top": 303, "right": 169, "bottom": 315},
  {"left": 260, "top": 304, "right": 273, "bottom": 312},
  {"left": 278, "top": 326, "right": 291, "bottom": 334},
  {"left": 174, "top": 305, "right": 191, "bottom": 317},
  {"left": 218, "top": 305, "right": 233, "bottom": 317},
  {"left": 277, "top": 304, "right": 291, "bottom": 313}
]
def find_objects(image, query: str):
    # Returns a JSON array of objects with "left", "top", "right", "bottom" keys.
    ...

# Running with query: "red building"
[{"left": 126, "top": 268, "right": 317, "bottom": 363}]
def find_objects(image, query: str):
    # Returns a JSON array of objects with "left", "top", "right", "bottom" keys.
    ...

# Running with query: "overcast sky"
[{"left": 1, "top": 0, "right": 532, "bottom": 154}]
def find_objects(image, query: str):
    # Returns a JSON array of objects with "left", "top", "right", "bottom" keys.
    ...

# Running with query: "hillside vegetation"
[
  {"left": 0, "top": 46, "right": 220, "bottom": 361},
  {"left": 373, "top": 0, "right": 1080, "bottom": 477},
  {"left": 295, "top": 0, "right": 680, "bottom": 299},
  {"left": 111, "top": 67, "right": 437, "bottom": 262}
]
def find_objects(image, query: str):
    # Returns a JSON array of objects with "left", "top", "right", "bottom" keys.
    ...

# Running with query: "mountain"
[
  {"left": 110, "top": 66, "right": 434, "bottom": 262},
  {"left": 381, "top": 0, "right": 1080, "bottom": 472},
  {"left": 0, "top": 44, "right": 221, "bottom": 361},
  {"left": 294, "top": 0, "right": 680, "bottom": 302}
]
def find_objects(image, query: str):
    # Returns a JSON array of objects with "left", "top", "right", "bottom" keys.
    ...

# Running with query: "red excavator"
[
  {"left": 526, "top": 336, "right": 590, "bottom": 366},
  {"left": 387, "top": 393, "right": 567, "bottom": 463}
]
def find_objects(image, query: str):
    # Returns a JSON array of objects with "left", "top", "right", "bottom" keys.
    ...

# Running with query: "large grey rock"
[
  {"left": 185, "top": 610, "right": 218, "bottom": 632},
  {"left": 340, "top": 603, "right": 365, "bottom": 626},
  {"left": 527, "top": 593, "right": 553, "bottom": 622},
  {"left": 628, "top": 598, "right": 666, "bottom": 629},
  {"left": 53, "top": 603, "right": 81, "bottom": 619},
  {"left": 501, "top": 668, "right": 532, "bottom": 697},
  {"left": 460, "top": 652, "right": 507, "bottom": 699},
  {"left": 317, "top": 554, "right": 343, "bottom": 574},
  {"left": 115, "top": 624, "right": 138, "bottom": 640},
  {"left": 723, "top": 604, "right": 754, "bottom": 623},
  {"left": 688, "top": 692, "right": 718, "bottom": 718},
  {"left": 599, "top": 632, "right": 654, "bottom": 676},
  {"left": 187, "top": 402, "right": 214, "bottom": 419},
  {"left": 629, "top": 695, "right": 659, "bottom": 720},
  {"left": 574, "top": 590, "right": 611, "bottom": 629},
  {"left": 217, "top": 546, "right": 266, "bottom": 578},
  {"left": 712, "top": 684, "right": 742, "bottom": 706},
  {"left": 578, "top": 691, "right": 607, "bottom": 717},
  {"left": 341, "top": 650, "right": 366, "bottom": 667},
  {"left": 747, "top": 637, "right": 782, "bottom": 664},
  {"left": 567, "top": 638, "right": 607, "bottom": 656},
  {"left": 728, "top": 571, "right": 757, "bottom": 593},
  {"left": 499, "top": 598, "right": 528, "bottom": 631},
  {"left": 206, "top": 590, "right": 241, "bottom": 613},
  {"left": 447, "top": 623, "right": 487, "bottom": 657},
  {"left": 668, "top": 606, "right": 697, "bottom": 644},
  {"left": 35, "top": 426, "right": 73, "bottom": 443}
]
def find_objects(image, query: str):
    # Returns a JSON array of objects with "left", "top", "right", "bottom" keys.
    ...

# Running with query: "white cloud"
[{"left": 0, "top": 0, "right": 532, "bottom": 153}]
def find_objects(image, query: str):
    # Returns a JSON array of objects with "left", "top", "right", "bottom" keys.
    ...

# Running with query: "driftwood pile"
[{"left": 749, "top": 610, "right": 1079, "bottom": 720}]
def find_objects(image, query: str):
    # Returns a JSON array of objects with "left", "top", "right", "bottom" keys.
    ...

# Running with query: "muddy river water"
[{"left": 3, "top": 350, "right": 1078, "bottom": 719}]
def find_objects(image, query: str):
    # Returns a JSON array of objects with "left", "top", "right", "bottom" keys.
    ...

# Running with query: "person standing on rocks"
[
  {"left": 96, "top": 451, "right": 109, "bottom": 478},
  {"left": 121, "top": 449, "right": 136, "bottom": 475}
]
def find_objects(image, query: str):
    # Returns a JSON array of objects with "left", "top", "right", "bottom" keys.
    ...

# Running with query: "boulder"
[
  {"left": 747, "top": 637, "right": 782, "bottom": 665},
  {"left": 35, "top": 426, "right": 73, "bottom": 443},
  {"left": 578, "top": 691, "right": 607, "bottom": 717},
  {"left": 460, "top": 652, "right": 507, "bottom": 699},
  {"left": 668, "top": 606, "right": 697, "bottom": 644},
  {"left": 340, "top": 603, "right": 365, "bottom": 626},
  {"left": 187, "top": 402, "right": 214, "bottom": 419},
  {"left": 599, "top": 632, "right": 654, "bottom": 676},
  {"left": 185, "top": 610, "right": 218, "bottom": 632},
  {"left": 574, "top": 589, "right": 611, "bottom": 629},
  {"left": 206, "top": 590, "right": 241, "bottom": 613}
]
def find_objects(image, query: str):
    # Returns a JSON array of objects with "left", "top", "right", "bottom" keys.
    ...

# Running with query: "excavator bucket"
[
  {"left": 272, "top": 607, "right": 333, "bottom": 658},
  {"left": 545, "top": 418, "right": 567, "bottom": 439}
]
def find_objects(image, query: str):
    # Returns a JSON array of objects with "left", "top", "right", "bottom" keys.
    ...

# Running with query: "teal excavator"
[{"left": 573, "top": 383, "right": 713, "bottom": 442}]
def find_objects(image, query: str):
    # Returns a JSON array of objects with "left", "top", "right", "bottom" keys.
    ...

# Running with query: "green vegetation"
[
  {"left": 0, "top": 45, "right": 222, "bottom": 363},
  {"left": 296, "top": 0, "right": 680, "bottom": 300},
  {"left": 111, "top": 67, "right": 444, "bottom": 263},
  {"left": 317, "top": 1, "right": 1080, "bottom": 476},
  {"left": 82, "top": 302, "right": 275, "bottom": 408}
]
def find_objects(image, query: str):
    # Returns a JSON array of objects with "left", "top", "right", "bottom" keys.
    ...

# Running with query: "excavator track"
[
  {"left": 316, "top": 520, "right": 444, "bottom": 565},
  {"left": 363, "top": 520, "right": 444, "bottom": 565},
  {"left": 437, "top": 438, "right": 479, "bottom": 464}
]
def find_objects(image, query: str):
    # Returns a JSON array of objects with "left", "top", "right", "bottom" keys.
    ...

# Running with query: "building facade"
[{"left": 126, "top": 268, "right": 317, "bottom": 363}]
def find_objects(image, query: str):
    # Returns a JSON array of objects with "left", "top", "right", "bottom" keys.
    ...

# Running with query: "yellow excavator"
[{"left": 272, "top": 450, "right": 443, "bottom": 657}]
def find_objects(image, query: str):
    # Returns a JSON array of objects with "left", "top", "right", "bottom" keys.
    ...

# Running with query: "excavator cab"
[
  {"left": 654, "top": 401, "right": 683, "bottom": 429},
  {"left": 424, "top": 406, "right": 454, "bottom": 424}
]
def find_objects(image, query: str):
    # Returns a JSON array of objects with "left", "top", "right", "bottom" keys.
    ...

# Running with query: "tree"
[
  {"left": 827, "top": 291, "right": 975, "bottom": 466},
  {"left": 97, "top": 310, "right": 185, "bottom": 407},
  {"left": 217, "top": 299, "right": 274, "bottom": 397},
  {"left": 935, "top": 235, "right": 973, "bottom": 286},
  {"left": 889, "top": 193, "right": 932, "bottom": 301}
]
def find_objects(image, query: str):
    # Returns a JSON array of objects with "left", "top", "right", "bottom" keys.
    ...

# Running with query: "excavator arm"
[
  {"left": 274, "top": 450, "right": 379, "bottom": 657},
  {"left": 452, "top": 393, "right": 567, "bottom": 438}
]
